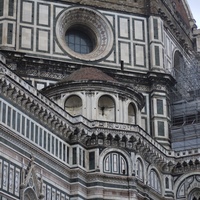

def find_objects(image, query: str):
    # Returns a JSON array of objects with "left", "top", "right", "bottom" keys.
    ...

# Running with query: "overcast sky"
[{"left": 188, "top": 0, "right": 200, "bottom": 28}]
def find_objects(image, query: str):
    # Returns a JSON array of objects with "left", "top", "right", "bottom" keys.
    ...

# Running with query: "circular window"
[
  {"left": 56, "top": 7, "right": 114, "bottom": 61},
  {"left": 65, "top": 26, "right": 96, "bottom": 54}
]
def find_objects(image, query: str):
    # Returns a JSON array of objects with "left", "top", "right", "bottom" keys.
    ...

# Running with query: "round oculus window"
[
  {"left": 56, "top": 7, "right": 114, "bottom": 61},
  {"left": 65, "top": 26, "right": 95, "bottom": 54}
]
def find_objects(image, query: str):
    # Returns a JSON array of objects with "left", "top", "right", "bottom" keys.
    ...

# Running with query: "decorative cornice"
[
  {"left": 157, "top": 6, "right": 192, "bottom": 51},
  {"left": 0, "top": 61, "right": 200, "bottom": 172}
]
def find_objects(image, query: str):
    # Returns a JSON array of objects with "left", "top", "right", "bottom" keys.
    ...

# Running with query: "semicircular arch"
[
  {"left": 98, "top": 148, "right": 132, "bottom": 176},
  {"left": 24, "top": 187, "right": 37, "bottom": 200}
]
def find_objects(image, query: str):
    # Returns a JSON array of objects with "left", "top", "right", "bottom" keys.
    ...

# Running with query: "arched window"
[
  {"left": 65, "top": 95, "right": 82, "bottom": 116},
  {"left": 149, "top": 169, "right": 161, "bottom": 194},
  {"left": 136, "top": 159, "right": 143, "bottom": 181},
  {"left": 174, "top": 51, "right": 184, "bottom": 77},
  {"left": 98, "top": 95, "right": 115, "bottom": 121},
  {"left": 24, "top": 188, "right": 37, "bottom": 200},
  {"left": 103, "top": 152, "right": 128, "bottom": 175},
  {"left": 128, "top": 103, "right": 136, "bottom": 124}
]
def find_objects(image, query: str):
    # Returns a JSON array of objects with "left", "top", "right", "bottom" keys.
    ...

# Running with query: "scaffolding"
[
  {"left": 169, "top": 54, "right": 200, "bottom": 150},
  {"left": 170, "top": 55, "right": 200, "bottom": 101}
]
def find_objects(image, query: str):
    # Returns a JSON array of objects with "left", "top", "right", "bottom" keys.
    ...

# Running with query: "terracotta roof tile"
[{"left": 61, "top": 67, "right": 117, "bottom": 82}]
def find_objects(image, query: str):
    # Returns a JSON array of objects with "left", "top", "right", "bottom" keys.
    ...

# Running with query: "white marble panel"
[
  {"left": 55, "top": 7, "right": 64, "bottom": 18},
  {"left": 119, "top": 17, "right": 129, "bottom": 38},
  {"left": 38, "top": 30, "right": 48, "bottom": 51},
  {"left": 54, "top": 42, "right": 64, "bottom": 54},
  {"left": 105, "top": 51, "right": 115, "bottom": 62},
  {"left": 141, "top": 117, "right": 147, "bottom": 131},
  {"left": 135, "top": 45, "right": 144, "bottom": 66},
  {"left": 105, "top": 15, "right": 114, "bottom": 26},
  {"left": 21, "top": 27, "right": 32, "bottom": 49},
  {"left": 39, "top": 4, "right": 49, "bottom": 25},
  {"left": 120, "top": 42, "right": 130, "bottom": 64},
  {"left": 134, "top": 20, "right": 143, "bottom": 40},
  {"left": 22, "top": 2, "right": 33, "bottom": 23}
]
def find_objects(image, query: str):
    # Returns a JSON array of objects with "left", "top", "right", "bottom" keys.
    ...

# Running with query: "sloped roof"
[{"left": 61, "top": 67, "right": 117, "bottom": 82}]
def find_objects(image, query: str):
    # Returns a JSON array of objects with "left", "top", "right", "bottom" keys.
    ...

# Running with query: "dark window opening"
[
  {"left": 165, "top": 177, "right": 169, "bottom": 189},
  {"left": 158, "top": 121, "right": 165, "bottom": 136},
  {"left": 89, "top": 152, "right": 95, "bottom": 170},
  {"left": 72, "top": 147, "right": 77, "bottom": 165},
  {"left": 65, "top": 27, "right": 94, "bottom": 54},
  {"left": 157, "top": 99, "right": 164, "bottom": 115}
]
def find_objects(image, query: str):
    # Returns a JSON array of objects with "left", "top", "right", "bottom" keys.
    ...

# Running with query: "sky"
[{"left": 187, "top": 0, "right": 200, "bottom": 28}]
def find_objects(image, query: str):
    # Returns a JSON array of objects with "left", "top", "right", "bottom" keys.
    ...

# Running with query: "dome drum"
[{"left": 42, "top": 68, "right": 145, "bottom": 124}]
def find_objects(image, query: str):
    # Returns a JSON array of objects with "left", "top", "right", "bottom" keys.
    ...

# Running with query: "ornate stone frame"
[{"left": 55, "top": 6, "right": 114, "bottom": 61}]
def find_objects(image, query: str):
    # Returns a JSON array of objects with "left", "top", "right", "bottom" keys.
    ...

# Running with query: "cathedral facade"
[{"left": 0, "top": 0, "right": 200, "bottom": 199}]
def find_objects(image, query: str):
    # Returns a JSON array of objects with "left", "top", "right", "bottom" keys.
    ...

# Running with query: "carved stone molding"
[
  {"left": 20, "top": 156, "right": 44, "bottom": 200},
  {"left": 55, "top": 7, "right": 114, "bottom": 61}
]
